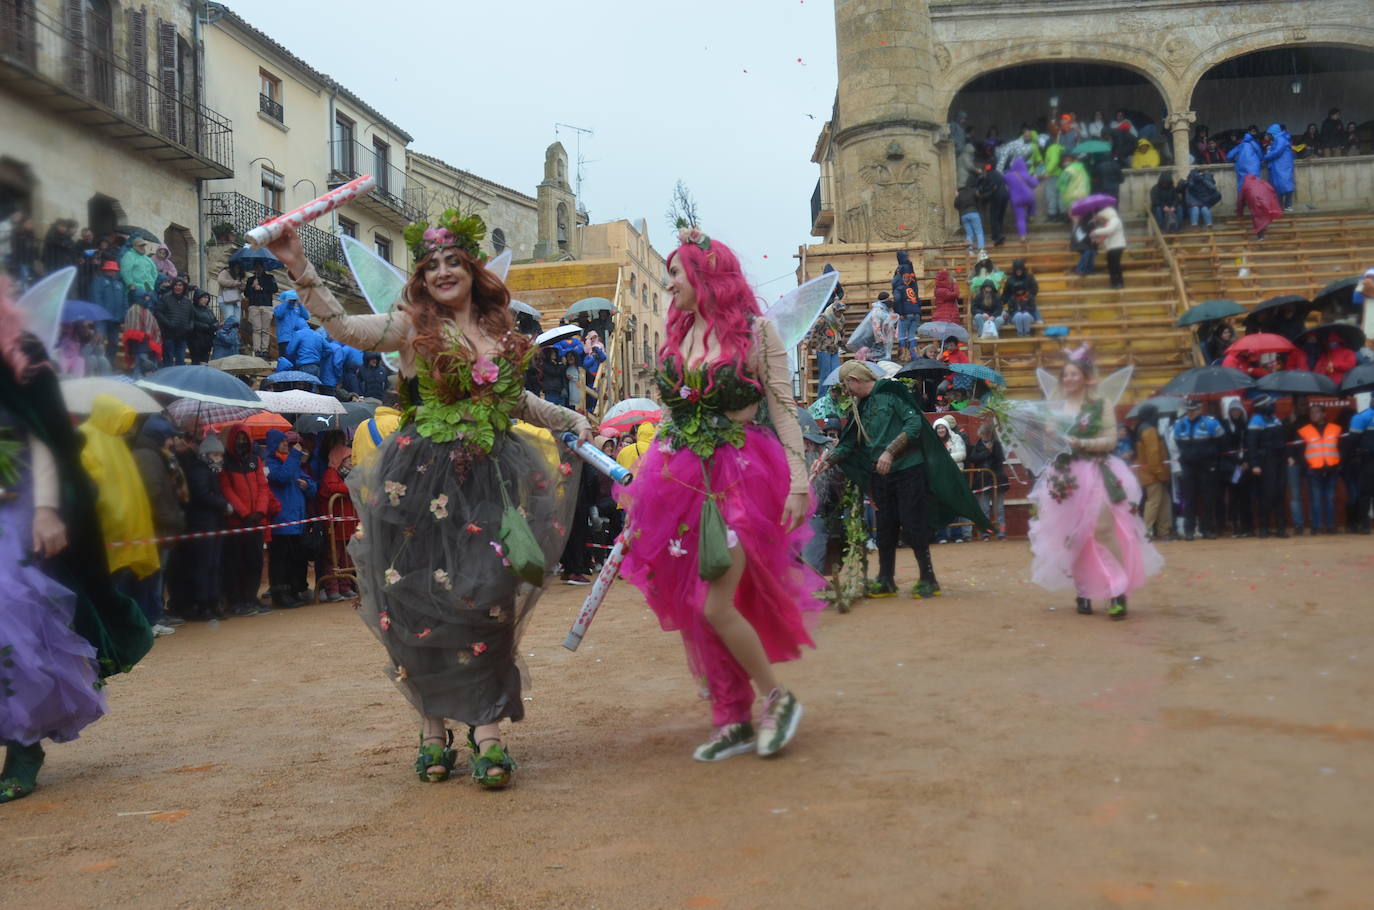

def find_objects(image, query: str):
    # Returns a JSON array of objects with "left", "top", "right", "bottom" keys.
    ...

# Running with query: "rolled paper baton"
[
  {"left": 560, "top": 432, "right": 632, "bottom": 485},
  {"left": 564, "top": 538, "right": 626, "bottom": 651},
  {"left": 243, "top": 175, "right": 376, "bottom": 249}
]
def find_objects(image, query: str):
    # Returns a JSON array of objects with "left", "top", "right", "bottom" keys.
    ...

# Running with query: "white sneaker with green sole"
[
  {"left": 692, "top": 722, "right": 756, "bottom": 762},
  {"left": 756, "top": 688, "right": 802, "bottom": 757}
]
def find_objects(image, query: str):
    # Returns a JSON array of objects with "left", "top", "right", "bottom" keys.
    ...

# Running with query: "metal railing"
[
  {"left": 0, "top": 5, "right": 233, "bottom": 176},
  {"left": 258, "top": 92, "right": 283, "bottom": 123},
  {"left": 328, "top": 139, "right": 423, "bottom": 222},
  {"left": 206, "top": 192, "right": 343, "bottom": 269}
]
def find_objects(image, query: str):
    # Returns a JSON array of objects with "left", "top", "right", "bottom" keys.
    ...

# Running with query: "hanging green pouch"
[
  {"left": 494, "top": 462, "right": 547, "bottom": 587},
  {"left": 697, "top": 470, "right": 733, "bottom": 581}
]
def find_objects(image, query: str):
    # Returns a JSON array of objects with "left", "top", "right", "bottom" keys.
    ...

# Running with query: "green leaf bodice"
[
  {"left": 655, "top": 356, "right": 764, "bottom": 457},
  {"left": 412, "top": 333, "right": 532, "bottom": 452}
]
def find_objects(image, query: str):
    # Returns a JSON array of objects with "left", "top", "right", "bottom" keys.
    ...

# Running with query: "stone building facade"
[
  {"left": 811, "top": 0, "right": 1374, "bottom": 246},
  {"left": 0, "top": 0, "right": 232, "bottom": 286}
]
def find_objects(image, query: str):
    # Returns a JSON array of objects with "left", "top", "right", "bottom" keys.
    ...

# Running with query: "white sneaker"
[{"left": 152, "top": 623, "right": 177, "bottom": 637}]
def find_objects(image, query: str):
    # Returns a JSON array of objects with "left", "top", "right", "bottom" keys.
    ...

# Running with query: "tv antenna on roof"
[{"left": 554, "top": 122, "right": 594, "bottom": 203}]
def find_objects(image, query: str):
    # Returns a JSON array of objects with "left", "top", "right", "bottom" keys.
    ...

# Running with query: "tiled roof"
[
  {"left": 408, "top": 151, "right": 536, "bottom": 204},
  {"left": 215, "top": 6, "right": 413, "bottom": 143}
]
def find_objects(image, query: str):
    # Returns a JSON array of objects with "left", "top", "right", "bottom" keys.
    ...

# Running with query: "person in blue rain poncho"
[{"left": 1262, "top": 123, "right": 1296, "bottom": 211}]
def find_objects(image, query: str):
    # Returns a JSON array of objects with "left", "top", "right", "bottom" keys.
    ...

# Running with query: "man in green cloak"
[{"left": 814, "top": 361, "right": 991, "bottom": 599}]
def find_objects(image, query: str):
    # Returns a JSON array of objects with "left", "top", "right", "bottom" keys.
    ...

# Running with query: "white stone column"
[{"left": 1165, "top": 111, "right": 1197, "bottom": 179}]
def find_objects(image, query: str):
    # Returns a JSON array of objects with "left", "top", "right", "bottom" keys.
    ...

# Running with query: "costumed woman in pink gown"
[
  {"left": 1025, "top": 346, "right": 1162, "bottom": 618},
  {"left": 615, "top": 224, "right": 825, "bottom": 762}
]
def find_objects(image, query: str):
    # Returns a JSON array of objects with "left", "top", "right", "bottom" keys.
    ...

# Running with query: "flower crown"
[
  {"left": 1066, "top": 342, "right": 1096, "bottom": 373},
  {"left": 675, "top": 218, "right": 710, "bottom": 251},
  {"left": 403, "top": 209, "right": 487, "bottom": 264}
]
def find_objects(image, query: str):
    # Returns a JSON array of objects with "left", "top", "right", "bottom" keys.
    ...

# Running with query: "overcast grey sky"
[{"left": 223, "top": 0, "right": 839, "bottom": 295}]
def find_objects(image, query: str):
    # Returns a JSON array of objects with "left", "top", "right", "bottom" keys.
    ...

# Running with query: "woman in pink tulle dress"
[
  {"left": 615, "top": 225, "right": 824, "bottom": 762},
  {"left": 1026, "top": 349, "right": 1161, "bottom": 619}
]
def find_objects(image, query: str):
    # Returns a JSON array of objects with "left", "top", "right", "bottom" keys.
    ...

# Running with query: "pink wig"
[
  {"left": 659, "top": 238, "right": 761, "bottom": 393},
  {"left": 0, "top": 276, "right": 35, "bottom": 380}
]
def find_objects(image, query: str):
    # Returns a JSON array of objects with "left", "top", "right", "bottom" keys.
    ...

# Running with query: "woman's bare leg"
[{"left": 702, "top": 546, "right": 780, "bottom": 695}]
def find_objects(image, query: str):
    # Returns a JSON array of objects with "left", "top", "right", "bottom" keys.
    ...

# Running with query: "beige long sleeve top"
[
  {"left": 31, "top": 436, "right": 59, "bottom": 510},
  {"left": 288, "top": 262, "right": 589, "bottom": 438},
  {"left": 743, "top": 318, "right": 809, "bottom": 496}
]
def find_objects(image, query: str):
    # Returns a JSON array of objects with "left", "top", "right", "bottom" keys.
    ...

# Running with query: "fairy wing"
[
  {"left": 1035, "top": 367, "right": 1061, "bottom": 401},
  {"left": 763, "top": 270, "right": 840, "bottom": 350},
  {"left": 485, "top": 248, "right": 512, "bottom": 283},
  {"left": 1096, "top": 366, "right": 1134, "bottom": 414},
  {"left": 19, "top": 266, "right": 77, "bottom": 353},
  {"left": 342, "top": 235, "right": 407, "bottom": 316}
]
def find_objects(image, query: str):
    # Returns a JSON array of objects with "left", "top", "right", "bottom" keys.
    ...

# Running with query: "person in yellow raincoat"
[
  {"left": 78, "top": 394, "right": 160, "bottom": 619},
  {"left": 616, "top": 420, "right": 657, "bottom": 471},
  {"left": 1130, "top": 138, "right": 1161, "bottom": 169}
]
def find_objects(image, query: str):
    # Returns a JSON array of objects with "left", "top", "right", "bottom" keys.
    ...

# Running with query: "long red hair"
[
  {"left": 659, "top": 239, "right": 761, "bottom": 393},
  {"left": 401, "top": 247, "right": 525, "bottom": 365}
]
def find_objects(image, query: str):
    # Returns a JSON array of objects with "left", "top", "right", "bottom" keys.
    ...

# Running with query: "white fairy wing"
[
  {"left": 1095, "top": 366, "right": 1134, "bottom": 414},
  {"left": 19, "top": 267, "right": 77, "bottom": 354},
  {"left": 341, "top": 235, "right": 408, "bottom": 372},
  {"left": 997, "top": 399, "right": 1072, "bottom": 476},
  {"left": 485, "top": 249, "right": 513, "bottom": 283},
  {"left": 1035, "top": 367, "right": 1061, "bottom": 402},
  {"left": 342, "top": 235, "right": 406, "bottom": 315},
  {"left": 764, "top": 270, "right": 839, "bottom": 350}
]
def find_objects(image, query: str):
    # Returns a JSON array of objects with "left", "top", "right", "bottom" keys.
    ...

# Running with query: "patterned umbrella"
[
  {"left": 256, "top": 389, "right": 346, "bottom": 415},
  {"left": 949, "top": 362, "right": 1006, "bottom": 386},
  {"left": 599, "top": 397, "right": 663, "bottom": 436},
  {"left": 166, "top": 398, "right": 260, "bottom": 433},
  {"left": 264, "top": 370, "right": 321, "bottom": 387}
]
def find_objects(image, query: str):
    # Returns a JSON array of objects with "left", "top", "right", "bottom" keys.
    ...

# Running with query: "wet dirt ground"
[{"left": 4, "top": 535, "right": 1373, "bottom": 909}]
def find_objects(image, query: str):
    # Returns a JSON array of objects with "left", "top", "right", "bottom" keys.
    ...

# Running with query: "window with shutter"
[
  {"left": 1, "top": 0, "right": 38, "bottom": 67},
  {"left": 63, "top": 0, "right": 85, "bottom": 92},
  {"left": 126, "top": 7, "right": 147, "bottom": 125},
  {"left": 157, "top": 18, "right": 178, "bottom": 143}
]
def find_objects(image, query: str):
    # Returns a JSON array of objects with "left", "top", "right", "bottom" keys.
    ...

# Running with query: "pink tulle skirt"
[
  {"left": 1027, "top": 455, "right": 1163, "bottom": 600},
  {"left": 616, "top": 427, "right": 825, "bottom": 720}
]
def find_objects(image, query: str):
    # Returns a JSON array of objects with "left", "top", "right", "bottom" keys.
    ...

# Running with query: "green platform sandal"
[
  {"left": 0, "top": 742, "right": 45, "bottom": 804},
  {"left": 414, "top": 730, "right": 459, "bottom": 783},
  {"left": 467, "top": 730, "right": 516, "bottom": 790}
]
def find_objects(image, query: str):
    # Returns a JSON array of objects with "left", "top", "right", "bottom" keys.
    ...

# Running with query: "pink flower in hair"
[{"left": 423, "top": 227, "right": 454, "bottom": 249}]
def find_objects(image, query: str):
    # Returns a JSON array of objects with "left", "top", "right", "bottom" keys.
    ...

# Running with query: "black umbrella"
[
  {"left": 116, "top": 225, "right": 158, "bottom": 242},
  {"left": 894, "top": 357, "right": 948, "bottom": 379},
  {"left": 1159, "top": 365, "right": 1255, "bottom": 397},
  {"left": 1256, "top": 370, "right": 1338, "bottom": 397},
  {"left": 1340, "top": 361, "right": 1374, "bottom": 394},
  {"left": 340, "top": 401, "right": 376, "bottom": 432},
  {"left": 1298, "top": 322, "right": 1366, "bottom": 350},
  {"left": 229, "top": 246, "right": 285, "bottom": 271},
  {"left": 1243, "top": 294, "right": 1312, "bottom": 331},
  {"left": 1176, "top": 299, "right": 1244, "bottom": 328},
  {"left": 1312, "top": 277, "right": 1360, "bottom": 314},
  {"left": 293, "top": 413, "right": 336, "bottom": 434}
]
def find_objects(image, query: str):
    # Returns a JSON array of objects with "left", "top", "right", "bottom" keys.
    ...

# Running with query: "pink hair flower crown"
[
  {"left": 675, "top": 218, "right": 710, "bottom": 252},
  {"left": 404, "top": 208, "right": 487, "bottom": 263}
]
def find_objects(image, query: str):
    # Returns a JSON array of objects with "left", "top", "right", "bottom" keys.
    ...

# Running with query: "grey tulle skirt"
[{"left": 347, "top": 423, "right": 578, "bottom": 725}]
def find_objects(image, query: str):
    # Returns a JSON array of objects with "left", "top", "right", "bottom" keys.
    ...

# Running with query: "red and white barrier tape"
[{"left": 107, "top": 515, "right": 354, "bottom": 548}]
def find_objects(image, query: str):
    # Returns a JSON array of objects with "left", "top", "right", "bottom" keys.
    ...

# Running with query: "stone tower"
[
  {"left": 831, "top": 0, "right": 943, "bottom": 247},
  {"left": 533, "top": 142, "right": 580, "bottom": 260}
]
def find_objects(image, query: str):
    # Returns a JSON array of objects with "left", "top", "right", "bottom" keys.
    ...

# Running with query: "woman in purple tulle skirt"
[
  {"left": 0, "top": 278, "right": 152, "bottom": 804},
  {"left": 615, "top": 226, "right": 825, "bottom": 762}
]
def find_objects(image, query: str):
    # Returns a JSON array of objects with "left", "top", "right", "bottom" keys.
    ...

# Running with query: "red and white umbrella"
[
  {"left": 256, "top": 389, "right": 346, "bottom": 415},
  {"left": 599, "top": 397, "right": 662, "bottom": 436}
]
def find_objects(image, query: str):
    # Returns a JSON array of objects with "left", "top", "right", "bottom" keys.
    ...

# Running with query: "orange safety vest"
[{"left": 1298, "top": 422, "right": 1340, "bottom": 469}]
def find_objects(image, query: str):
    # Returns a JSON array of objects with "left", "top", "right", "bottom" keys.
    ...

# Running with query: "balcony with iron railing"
[
  {"left": 328, "top": 139, "right": 423, "bottom": 224},
  {"left": 206, "top": 191, "right": 342, "bottom": 269},
  {"left": 0, "top": 5, "right": 233, "bottom": 179},
  {"left": 810, "top": 178, "right": 834, "bottom": 236},
  {"left": 258, "top": 92, "right": 283, "bottom": 123}
]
